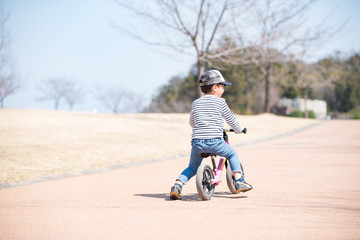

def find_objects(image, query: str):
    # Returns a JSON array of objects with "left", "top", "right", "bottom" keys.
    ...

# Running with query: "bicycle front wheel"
[
  {"left": 196, "top": 164, "right": 215, "bottom": 200},
  {"left": 226, "top": 161, "right": 244, "bottom": 194}
]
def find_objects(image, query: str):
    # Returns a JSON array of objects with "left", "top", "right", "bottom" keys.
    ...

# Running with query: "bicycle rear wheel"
[
  {"left": 196, "top": 164, "right": 215, "bottom": 200},
  {"left": 226, "top": 161, "right": 244, "bottom": 194}
]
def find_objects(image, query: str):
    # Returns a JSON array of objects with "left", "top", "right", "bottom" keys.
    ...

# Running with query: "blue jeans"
[{"left": 177, "top": 138, "right": 242, "bottom": 184}]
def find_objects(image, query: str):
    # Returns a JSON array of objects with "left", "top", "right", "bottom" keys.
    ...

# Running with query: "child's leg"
[
  {"left": 233, "top": 172, "right": 242, "bottom": 180},
  {"left": 176, "top": 145, "right": 203, "bottom": 184},
  {"left": 170, "top": 143, "right": 204, "bottom": 200},
  {"left": 212, "top": 140, "right": 252, "bottom": 192},
  {"left": 212, "top": 140, "right": 244, "bottom": 179}
]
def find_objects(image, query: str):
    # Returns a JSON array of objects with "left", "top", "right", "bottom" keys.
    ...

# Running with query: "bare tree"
[
  {"left": 284, "top": 14, "right": 344, "bottom": 117},
  {"left": 38, "top": 78, "right": 83, "bottom": 110},
  {"left": 236, "top": 0, "right": 321, "bottom": 112},
  {"left": 0, "top": 73, "right": 20, "bottom": 107},
  {"left": 0, "top": 0, "right": 9, "bottom": 69},
  {"left": 210, "top": 0, "right": 343, "bottom": 113},
  {"left": 124, "top": 90, "right": 147, "bottom": 113},
  {"left": 38, "top": 78, "right": 64, "bottom": 110},
  {"left": 260, "top": 1, "right": 345, "bottom": 112},
  {"left": 96, "top": 86, "right": 147, "bottom": 113},
  {"left": 63, "top": 81, "right": 84, "bottom": 111},
  {"left": 114, "top": 0, "right": 254, "bottom": 98},
  {"left": 96, "top": 87, "right": 125, "bottom": 113},
  {"left": 0, "top": 0, "right": 21, "bottom": 108},
  {"left": 115, "top": 0, "right": 343, "bottom": 113},
  {"left": 38, "top": 78, "right": 66, "bottom": 110}
]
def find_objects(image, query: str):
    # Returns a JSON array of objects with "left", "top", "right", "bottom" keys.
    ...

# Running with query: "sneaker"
[
  {"left": 235, "top": 179, "right": 253, "bottom": 193},
  {"left": 170, "top": 184, "right": 182, "bottom": 200}
]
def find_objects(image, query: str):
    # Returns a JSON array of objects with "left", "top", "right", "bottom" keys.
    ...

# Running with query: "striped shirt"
[{"left": 189, "top": 95, "right": 243, "bottom": 139}]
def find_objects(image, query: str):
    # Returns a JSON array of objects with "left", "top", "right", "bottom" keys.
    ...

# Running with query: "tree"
[
  {"left": 206, "top": 38, "right": 261, "bottom": 113},
  {"left": 148, "top": 67, "right": 197, "bottom": 113},
  {"left": 287, "top": 18, "right": 344, "bottom": 117},
  {"left": 317, "top": 53, "right": 344, "bottom": 112},
  {"left": 0, "top": 1, "right": 21, "bottom": 107},
  {"left": 96, "top": 86, "right": 147, "bottom": 113},
  {"left": 96, "top": 87, "right": 125, "bottom": 113},
  {"left": 220, "top": 65, "right": 250, "bottom": 114},
  {"left": 237, "top": 0, "right": 321, "bottom": 112},
  {"left": 286, "top": 60, "right": 320, "bottom": 117},
  {"left": 116, "top": 0, "right": 343, "bottom": 113},
  {"left": 38, "top": 78, "right": 84, "bottom": 110},
  {"left": 334, "top": 53, "right": 360, "bottom": 112},
  {"left": 123, "top": 90, "right": 147, "bottom": 113},
  {"left": 63, "top": 81, "right": 84, "bottom": 111},
  {"left": 114, "top": 0, "right": 254, "bottom": 98},
  {"left": 38, "top": 78, "right": 65, "bottom": 110},
  {"left": 0, "top": 73, "right": 21, "bottom": 108},
  {"left": 208, "top": 0, "right": 342, "bottom": 113}
]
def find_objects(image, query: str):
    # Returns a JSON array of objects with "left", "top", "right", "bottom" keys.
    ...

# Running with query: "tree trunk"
[
  {"left": 303, "top": 86, "right": 308, "bottom": 118},
  {"left": 245, "top": 68, "right": 252, "bottom": 113},
  {"left": 196, "top": 59, "right": 205, "bottom": 98},
  {"left": 264, "top": 63, "right": 272, "bottom": 113},
  {"left": 55, "top": 99, "right": 60, "bottom": 110}
]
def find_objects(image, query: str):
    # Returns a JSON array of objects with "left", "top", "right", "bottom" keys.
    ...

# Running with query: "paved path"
[{"left": 1, "top": 120, "right": 360, "bottom": 240}]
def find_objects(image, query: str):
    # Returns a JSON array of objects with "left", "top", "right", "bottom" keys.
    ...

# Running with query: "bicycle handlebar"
[{"left": 224, "top": 128, "right": 247, "bottom": 134}]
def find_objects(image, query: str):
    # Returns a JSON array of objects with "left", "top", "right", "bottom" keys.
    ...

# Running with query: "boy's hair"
[
  {"left": 200, "top": 84, "right": 214, "bottom": 93},
  {"left": 200, "top": 83, "right": 223, "bottom": 93}
]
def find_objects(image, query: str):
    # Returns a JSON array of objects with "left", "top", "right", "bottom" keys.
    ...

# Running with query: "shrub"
[
  {"left": 308, "top": 110, "right": 316, "bottom": 119},
  {"left": 349, "top": 109, "right": 360, "bottom": 119},
  {"left": 290, "top": 110, "right": 304, "bottom": 118},
  {"left": 243, "top": 109, "right": 253, "bottom": 115}
]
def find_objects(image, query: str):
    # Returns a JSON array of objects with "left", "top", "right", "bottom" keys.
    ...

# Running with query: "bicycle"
[{"left": 196, "top": 128, "right": 247, "bottom": 200}]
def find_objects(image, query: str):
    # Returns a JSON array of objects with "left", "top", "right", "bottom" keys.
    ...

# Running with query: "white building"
[{"left": 277, "top": 97, "right": 327, "bottom": 119}]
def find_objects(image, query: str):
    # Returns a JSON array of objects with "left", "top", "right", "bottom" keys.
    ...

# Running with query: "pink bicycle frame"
[{"left": 210, "top": 139, "right": 230, "bottom": 185}]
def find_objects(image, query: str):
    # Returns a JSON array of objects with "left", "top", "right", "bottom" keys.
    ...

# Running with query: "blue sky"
[{"left": 3, "top": 0, "right": 360, "bottom": 113}]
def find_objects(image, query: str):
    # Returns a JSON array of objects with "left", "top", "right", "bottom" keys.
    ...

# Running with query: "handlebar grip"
[{"left": 225, "top": 129, "right": 246, "bottom": 134}]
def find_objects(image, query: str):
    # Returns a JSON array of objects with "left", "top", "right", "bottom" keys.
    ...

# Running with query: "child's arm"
[
  {"left": 222, "top": 100, "right": 244, "bottom": 133},
  {"left": 189, "top": 107, "right": 194, "bottom": 128}
]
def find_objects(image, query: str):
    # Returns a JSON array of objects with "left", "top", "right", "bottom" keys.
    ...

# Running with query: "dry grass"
[{"left": 0, "top": 109, "right": 319, "bottom": 185}]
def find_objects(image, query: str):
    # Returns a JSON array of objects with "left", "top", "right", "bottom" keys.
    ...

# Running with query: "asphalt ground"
[{"left": 0, "top": 120, "right": 359, "bottom": 239}]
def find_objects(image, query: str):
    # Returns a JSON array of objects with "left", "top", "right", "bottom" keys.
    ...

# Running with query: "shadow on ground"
[{"left": 134, "top": 192, "right": 247, "bottom": 201}]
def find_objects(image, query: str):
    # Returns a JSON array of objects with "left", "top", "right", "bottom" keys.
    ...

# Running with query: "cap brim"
[{"left": 223, "top": 81, "right": 232, "bottom": 86}]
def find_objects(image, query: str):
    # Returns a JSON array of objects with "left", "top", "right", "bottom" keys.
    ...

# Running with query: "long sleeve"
[
  {"left": 221, "top": 100, "right": 243, "bottom": 133},
  {"left": 189, "top": 107, "right": 194, "bottom": 128}
]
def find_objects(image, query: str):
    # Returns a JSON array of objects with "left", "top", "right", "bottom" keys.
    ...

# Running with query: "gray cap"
[{"left": 199, "top": 70, "right": 232, "bottom": 87}]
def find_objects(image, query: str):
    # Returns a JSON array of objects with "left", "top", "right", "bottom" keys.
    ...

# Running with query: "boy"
[{"left": 170, "top": 69, "right": 253, "bottom": 200}]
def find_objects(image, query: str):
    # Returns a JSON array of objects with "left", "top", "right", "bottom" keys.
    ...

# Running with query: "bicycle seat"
[{"left": 200, "top": 153, "right": 216, "bottom": 158}]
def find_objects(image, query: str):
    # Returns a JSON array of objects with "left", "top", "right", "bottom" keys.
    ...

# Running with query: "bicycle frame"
[
  {"left": 210, "top": 156, "right": 226, "bottom": 185},
  {"left": 210, "top": 130, "right": 232, "bottom": 185}
]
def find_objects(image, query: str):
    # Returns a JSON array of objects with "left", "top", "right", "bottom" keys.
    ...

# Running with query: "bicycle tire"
[
  {"left": 226, "top": 161, "right": 244, "bottom": 194},
  {"left": 196, "top": 164, "right": 215, "bottom": 200}
]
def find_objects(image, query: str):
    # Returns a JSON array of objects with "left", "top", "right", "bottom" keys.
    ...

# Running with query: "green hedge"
[
  {"left": 308, "top": 110, "right": 316, "bottom": 119},
  {"left": 349, "top": 109, "right": 360, "bottom": 119},
  {"left": 290, "top": 110, "right": 316, "bottom": 119},
  {"left": 290, "top": 110, "right": 304, "bottom": 118}
]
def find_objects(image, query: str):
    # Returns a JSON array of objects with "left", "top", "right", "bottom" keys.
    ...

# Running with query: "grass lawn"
[{"left": 0, "top": 109, "right": 319, "bottom": 185}]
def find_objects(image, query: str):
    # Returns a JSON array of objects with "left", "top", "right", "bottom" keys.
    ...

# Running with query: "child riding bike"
[{"left": 170, "top": 69, "right": 253, "bottom": 200}]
